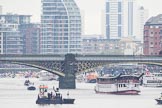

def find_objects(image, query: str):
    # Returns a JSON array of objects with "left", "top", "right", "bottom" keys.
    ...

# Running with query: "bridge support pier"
[{"left": 59, "top": 54, "right": 76, "bottom": 89}]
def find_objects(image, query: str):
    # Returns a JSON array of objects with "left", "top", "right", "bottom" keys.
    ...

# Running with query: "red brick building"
[{"left": 144, "top": 14, "right": 162, "bottom": 55}]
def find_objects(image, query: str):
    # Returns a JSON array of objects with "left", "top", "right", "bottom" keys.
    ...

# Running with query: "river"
[{"left": 0, "top": 78, "right": 162, "bottom": 108}]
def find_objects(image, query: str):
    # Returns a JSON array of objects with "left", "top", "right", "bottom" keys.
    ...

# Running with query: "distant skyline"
[{"left": 0, "top": 0, "right": 162, "bottom": 35}]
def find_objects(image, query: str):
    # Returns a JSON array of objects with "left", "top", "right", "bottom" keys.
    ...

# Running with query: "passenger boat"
[
  {"left": 94, "top": 73, "right": 144, "bottom": 95},
  {"left": 142, "top": 72, "right": 162, "bottom": 87},
  {"left": 155, "top": 93, "right": 162, "bottom": 104},
  {"left": 36, "top": 85, "right": 75, "bottom": 104}
]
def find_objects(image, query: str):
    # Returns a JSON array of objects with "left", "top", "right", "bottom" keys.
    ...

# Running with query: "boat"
[
  {"left": 85, "top": 73, "right": 98, "bottom": 83},
  {"left": 36, "top": 85, "right": 75, "bottom": 104},
  {"left": 39, "top": 70, "right": 58, "bottom": 81},
  {"left": 94, "top": 73, "right": 144, "bottom": 95},
  {"left": 142, "top": 72, "right": 162, "bottom": 87},
  {"left": 24, "top": 80, "right": 30, "bottom": 86},
  {"left": 27, "top": 83, "right": 36, "bottom": 90},
  {"left": 155, "top": 93, "right": 162, "bottom": 104}
]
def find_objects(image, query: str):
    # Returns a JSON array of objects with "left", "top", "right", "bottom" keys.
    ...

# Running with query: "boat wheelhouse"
[{"left": 95, "top": 73, "right": 144, "bottom": 95}]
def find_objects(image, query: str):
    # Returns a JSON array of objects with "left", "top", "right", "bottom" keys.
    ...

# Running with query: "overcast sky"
[{"left": 0, "top": 0, "right": 162, "bottom": 35}]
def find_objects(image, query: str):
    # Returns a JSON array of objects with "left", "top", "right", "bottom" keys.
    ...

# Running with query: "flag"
[{"left": 145, "top": 68, "right": 150, "bottom": 75}]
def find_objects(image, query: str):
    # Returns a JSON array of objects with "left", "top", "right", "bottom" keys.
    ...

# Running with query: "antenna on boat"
[
  {"left": 53, "top": 86, "right": 55, "bottom": 92},
  {"left": 67, "top": 91, "right": 69, "bottom": 98}
]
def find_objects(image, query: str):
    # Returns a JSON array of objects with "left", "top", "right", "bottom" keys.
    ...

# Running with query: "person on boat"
[
  {"left": 60, "top": 94, "right": 62, "bottom": 100},
  {"left": 50, "top": 92, "right": 53, "bottom": 99},
  {"left": 38, "top": 94, "right": 40, "bottom": 99},
  {"left": 55, "top": 88, "right": 61, "bottom": 98},
  {"left": 159, "top": 93, "right": 162, "bottom": 100},
  {"left": 53, "top": 86, "right": 60, "bottom": 96},
  {"left": 48, "top": 92, "right": 51, "bottom": 99},
  {"left": 67, "top": 91, "right": 69, "bottom": 98},
  {"left": 53, "top": 86, "right": 59, "bottom": 92}
]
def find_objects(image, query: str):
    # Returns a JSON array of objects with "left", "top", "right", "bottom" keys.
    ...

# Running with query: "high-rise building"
[
  {"left": 20, "top": 23, "right": 40, "bottom": 54},
  {"left": 136, "top": 6, "right": 148, "bottom": 42},
  {"left": 127, "top": 0, "right": 134, "bottom": 37},
  {"left": 0, "top": 5, "right": 2, "bottom": 14},
  {"left": 0, "top": 14, "right": 31, "bottom": 54},
  {"left": 123, "top": 0, "right": 139, "bottom": 39},
  {"left": 101, "top": 10, "right": 106, "bottom": 38},
  {"left": 0, "top": 32, "right": 3, "bottom": 54},
  {"left": 144, "top": 14, "right": 162, "bottom": 55},
  {"left": 80, "top": 10, "right": 85, "bottom": 36},
  {"left": 41, "top": 0, "right": 82, "bottom": 54},
  {"left": 106, "top": 0, "right": 124, "bottom": 39},
  {"left": 106, "top": 0, "right": 142, "bottom": 40}
]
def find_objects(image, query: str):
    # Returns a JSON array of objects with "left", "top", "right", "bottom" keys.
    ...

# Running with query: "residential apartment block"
[
  {"left": 40, "top": 0, "right": 82, "bottom": 54},
  {"left": 144, "top": 14, "right": 162, "bottom": 55},
  {"left": 0, "top": 14, "right": 40, "bottom": 54}
]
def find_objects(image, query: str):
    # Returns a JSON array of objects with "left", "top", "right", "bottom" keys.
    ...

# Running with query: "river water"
[{"left": 0, "top": 78, "right": 162, "bottom": 108}]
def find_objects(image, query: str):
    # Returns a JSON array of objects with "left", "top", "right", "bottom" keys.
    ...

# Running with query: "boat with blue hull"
[
  {"left": 36, "top": 85, "right": 75, "bottom": 104},
  {"left": 155, "top": 93, "right": 162, "bottom": 104},
  {"left": 36, "top": 96, "right": 75, "bottom": 104},
  {"left": 27, "top": 85, "right": 36, "bottom": 90}
]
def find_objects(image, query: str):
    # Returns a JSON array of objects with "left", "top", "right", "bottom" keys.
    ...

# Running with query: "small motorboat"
[
  {"left": 155, "top": 93, "right": 162, "bottom": 104},
  {"left": 24, "top": 80, "right": 30, "bottom": 86},
  {"left": 27, "top": 83, "right": 36, "bottom": 90},
  {"left": 27, "top": 85, "right": 36, "bottom": 90},
  {"left": 36, "top": 85, "right": 75, "bottom": 104}
]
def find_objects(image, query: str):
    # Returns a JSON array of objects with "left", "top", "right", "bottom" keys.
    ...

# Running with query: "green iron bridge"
[{"left": 0, "top": 54, "right": 162, "bottom": 89}]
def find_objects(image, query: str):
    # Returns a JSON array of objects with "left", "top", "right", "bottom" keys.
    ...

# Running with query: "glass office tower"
[
  {"left": 106, "top": 0, "right": 124, "bottom": 40},
  {"left": 41, "top": 0, "right": 82, "bottom": 54}
]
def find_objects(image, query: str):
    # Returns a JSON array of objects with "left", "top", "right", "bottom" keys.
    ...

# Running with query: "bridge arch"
[
  {"left": 8, "top": 61, "right": 65, "bottom": 77},
  {"left": 78, "top": 61, "right": 162, "bottom": 74}
]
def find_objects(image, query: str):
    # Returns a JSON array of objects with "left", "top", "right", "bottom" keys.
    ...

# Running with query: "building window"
[
  {"left": 118, "top": 14, "right": 121, "bottom": 25},
  {"left": 118, "top": 26, "right": 122, "bottom": 37},
  {"left": 155, "top": 26, "right": 159, "bottom": 28},
  {"left": 118, "top": 2, "right": 122, "bottom": 12},
  {"left": 106, "top": 14, "right": 109, "bottom": 25},
  {"left": 106, "top": 2, "right": 109, "bottom": 13}
]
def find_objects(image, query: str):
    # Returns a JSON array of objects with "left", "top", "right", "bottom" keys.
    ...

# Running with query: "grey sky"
[{"left": 0, "top": 0, "right": 161, "bottom": 35}]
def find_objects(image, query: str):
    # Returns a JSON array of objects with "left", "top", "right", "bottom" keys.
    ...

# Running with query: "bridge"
[{"left": 0, "top": 54, "right": 162, "bottom": 89}]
